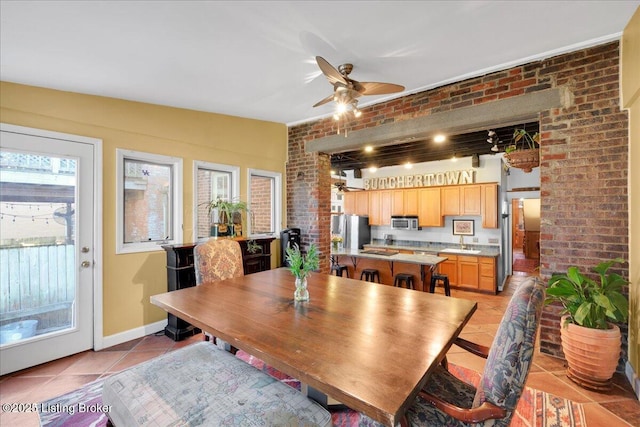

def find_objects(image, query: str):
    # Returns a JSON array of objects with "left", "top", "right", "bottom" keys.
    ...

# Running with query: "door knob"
[{"left": 81, "top": 260, "right": 92, "bottom": 268}]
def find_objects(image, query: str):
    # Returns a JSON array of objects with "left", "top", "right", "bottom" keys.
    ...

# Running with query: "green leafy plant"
[
  {"left": 505, "top": 128, "right": 540, "bottom": 153},
  {"left": 285, "top": 243, "right": 319, "bottom": 279},
  {"left": 246, "top": 239, "right": 261, "bottom": 254},
  {"left": 546, "top": 258, "right": 629, "bottom": 329}
]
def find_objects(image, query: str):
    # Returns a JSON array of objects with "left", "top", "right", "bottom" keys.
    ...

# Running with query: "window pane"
[
  {"left": 123, "top": 159, "right": 172, "bottom": 243},
  {"left": 196, "top": 168, "right": 233, "bottom": 240},
  {"left": 250, "top": 175, "right": 273, "bottom": 234}
]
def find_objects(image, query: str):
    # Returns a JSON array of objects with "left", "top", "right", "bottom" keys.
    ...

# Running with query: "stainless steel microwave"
[{"left": 391, "top": 216, "right": 419, "bottom": 230}]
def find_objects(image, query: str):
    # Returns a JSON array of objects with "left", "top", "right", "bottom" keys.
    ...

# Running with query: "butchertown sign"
[{"left": 363, "top": 169, "right": 475, "bottom": 190}]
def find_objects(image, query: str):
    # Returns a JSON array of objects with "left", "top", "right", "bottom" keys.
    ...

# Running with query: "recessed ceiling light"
[
  {"left": 364, "top": 146, "right": 373, "bottom": 153},
  {"left": 404, "top": 162, "right": 413, "bottom": 169},
  {"left": 369, "top": 166, "right": 378, "bottom": 173},
  {"left": 434, "top": 134, "right": 446, "bottom": 143}
]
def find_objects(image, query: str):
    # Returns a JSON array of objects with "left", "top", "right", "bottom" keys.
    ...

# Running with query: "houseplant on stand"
[
  {"left": 284, "top": 243, "right": 319, "bottom": 302},
  {"left": 546, "top": 258, "right": 629, "bottom": 390},
  {"left": 504, "top": 128, "right": 540, "bottom": 173},
  {"left": 205, "top": 198, "right": 249, "bottom": 237}
]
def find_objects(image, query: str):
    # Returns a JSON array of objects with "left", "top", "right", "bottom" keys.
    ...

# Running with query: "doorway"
[
  {"left": 0, "top": 124, "right": 102, "bottom": 375},
  {"left": 511, "top": 198, "right": 540, "bottom": 274}
]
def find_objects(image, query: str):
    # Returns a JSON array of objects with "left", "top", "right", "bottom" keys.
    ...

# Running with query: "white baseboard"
[
  {"left": 100, "top": 320, "right": 167, "bottom": 350},
  {"left": 625, "top": 361, "right": 640, "bottom": 401}
]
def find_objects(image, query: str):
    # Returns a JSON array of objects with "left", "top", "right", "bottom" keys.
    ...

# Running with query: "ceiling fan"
[{"left": 313, "top": 56, "right": 405, "bottom": 115}]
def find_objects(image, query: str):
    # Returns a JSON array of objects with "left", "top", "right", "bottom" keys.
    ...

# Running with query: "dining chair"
[
  {"left": 407, "top": 277, "right": 546, "bottom": 426},
  {"left": 193, "top": 238, "right": 244, "bottom": 352}
]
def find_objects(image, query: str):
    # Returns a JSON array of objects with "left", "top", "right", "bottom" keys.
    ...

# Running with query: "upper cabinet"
[
  {"left": 344, "top": 191, "right": 369, "bottom": 217},
  {"left": 346, "top": 183, "right": 498, "bottom": 228},
  {"left": 418, "top": 187, "right": 443, "bottom": 227}
]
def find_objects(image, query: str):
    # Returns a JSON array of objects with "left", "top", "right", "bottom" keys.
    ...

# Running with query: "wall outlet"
[{"left": 488, "top": 238, "right": 499, "bottom": 244}]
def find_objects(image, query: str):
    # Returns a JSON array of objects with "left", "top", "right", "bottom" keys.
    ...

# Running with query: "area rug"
[
  {"left": 513, "top": 257, "right": 540, "bottom": 274},
  {"left": 38, "top": 351, "right": 586, "bottom": 426}
]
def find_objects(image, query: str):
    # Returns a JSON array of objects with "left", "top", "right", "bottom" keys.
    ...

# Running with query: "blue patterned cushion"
[
  {"left": 102, "top": 342, "right": 331, "bottom": 426},
  {"left": 407, "top": 278, "right": 545, "bottom": 427}
]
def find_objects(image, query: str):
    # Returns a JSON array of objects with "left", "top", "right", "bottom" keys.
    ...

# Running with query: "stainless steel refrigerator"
[{"left": 331, "top": 214, "right": 371, "bottom": 250}]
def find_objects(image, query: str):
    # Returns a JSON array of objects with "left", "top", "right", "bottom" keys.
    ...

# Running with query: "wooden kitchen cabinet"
[
  {"left": 460, "top": 185, "right": 481, "bottom": 215},
  {"left": 436, "top": 255, "right": 457, "bottom": 286},
  {"left": 441, "top": 186, "right": 460, "bottom": 215},
  {"left": 391, "top": 190, "right": 404, "bottom": 216},
  {"left": 343, "top": 191, "right": 369, "bottom": 216},
  {"left": 403, "top": 188, "right": 419, "bottom": 215},
  {"left": 481, "top": 184, "right": 498, "bottom": 228},
  {"left": 418, "top": 187, "right": 443, "bottom": 227},
  {"left": 458, "top": 255, "right": 480, "bottom": 289},
  {"left": 438, "top": 253, "right": 497, "bottom": 293},
  {"left": 479, "top": 257, "right": 496, "bottom": 292},
  {"left": 368, "top": 190, "right": 393, "bottom": 226}
]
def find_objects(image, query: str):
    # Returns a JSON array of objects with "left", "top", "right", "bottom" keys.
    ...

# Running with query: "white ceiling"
[{"left": 1, "top": 1, "right": 638, "bottom": 126}]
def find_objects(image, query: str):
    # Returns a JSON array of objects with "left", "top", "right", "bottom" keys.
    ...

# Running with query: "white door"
[{"left": 0, "top": 124, "right": 100, "bottom": 375}]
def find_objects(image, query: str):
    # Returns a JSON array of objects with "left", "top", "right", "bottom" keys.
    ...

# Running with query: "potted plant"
[
  {"left": 205, "top": 198, "right": 249, "bottom": 237},
  {"left": 545, "top": 257, "right": 629, "bottom": 390},
  {"left": 284, "top": 242, "right": 319, "bottom": 302},
  {"left": 331, "top": 234, "right": 343, "bottom": 251},
  {"left": 504, "top": 128, "right": 540, "bottom": 173}
]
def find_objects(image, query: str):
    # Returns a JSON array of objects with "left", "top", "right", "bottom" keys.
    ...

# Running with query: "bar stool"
[
  {"left": 331, "top": 264, "right": 349, "bottom": 278},
  {"left": 393, "top": 273, "right": 415, "bottom": 290},
  {"left": 360, "top": 268, "right": 380, "bottom": 283},
  {"left": 430, "top": 273, "right": 451, "bottom": 296}
]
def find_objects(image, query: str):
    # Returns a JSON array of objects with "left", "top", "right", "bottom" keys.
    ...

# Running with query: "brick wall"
[{"left": 287, "top": 41, "right": 629, "bottom": 366}]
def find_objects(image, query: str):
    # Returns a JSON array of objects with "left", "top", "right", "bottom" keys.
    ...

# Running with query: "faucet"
[{"left": 459, "top": 235, "right": 466, "bottom": 250}]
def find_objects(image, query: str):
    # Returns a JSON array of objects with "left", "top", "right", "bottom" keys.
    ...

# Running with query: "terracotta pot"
[
  {"left": 505, "top": 148, "right": 539, "bottom": 172},
  {"left": 559, "top": 315, "right": 621, "bottom": 391}
]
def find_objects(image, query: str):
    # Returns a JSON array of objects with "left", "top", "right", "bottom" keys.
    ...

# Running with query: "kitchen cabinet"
[
  {"left": 437, "top": 252, "right": 497, "bottom": 293},
  {"left": 403, "top": 188, "right": 419, "bottom": 215},
  {"left": 436, "top": 255, "right": 457, "bottom": 286},
  {"left": 481, "top": 184, "right": 498, "bottom": 228},
  {"left": 368, "top": 190, "right": 393, "bottom": 226},
  {"left": 460, "top": 185, "right": 481, "bottom": 215},
  {"left": 343, "top": 191, "right": 369, "bottom": 216},
  {"left": 458, "top": 255, "right": 480, "bottom": 289},
  {"left": 418, "top": 187, "right": 443, "bottom": 227},
  {"left": 479, "top": 257, "right": 496, "bottom": 292},
  {"left": 441, "top": 186, "right": 460, "bottom": 215},
  {"left": 391, "top": 191, "right": 404, "bottom": 216}
]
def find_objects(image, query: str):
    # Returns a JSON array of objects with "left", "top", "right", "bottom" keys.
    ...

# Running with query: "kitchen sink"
[{"left": 440, "top": 248, "right": 481, "bottom": 254}]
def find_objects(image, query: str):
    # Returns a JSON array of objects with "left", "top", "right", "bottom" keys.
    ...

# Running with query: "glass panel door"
[{"left": 0, "top": 126, "right": 95, "bottom": 375}]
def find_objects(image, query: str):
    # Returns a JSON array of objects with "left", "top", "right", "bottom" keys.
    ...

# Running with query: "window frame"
[
  {"left": 247, "top": 168, "right": 281, "bottom": 238},
  {"left": 115, "top": 149, "right": 183, "bottom": 254},
  {"left": 193, "top": 160, "right": 240, "bottom": 242}
]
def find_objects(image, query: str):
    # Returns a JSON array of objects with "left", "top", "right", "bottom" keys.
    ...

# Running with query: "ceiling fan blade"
[
  {"left": 313, "top": 93, "right": 335, "bottom": 107},
  {"left": 316, "top": 56, "right": 348, "bottom": 86},
  {"left": 359, "top": 82, "right": 405, "bottom": 95}
]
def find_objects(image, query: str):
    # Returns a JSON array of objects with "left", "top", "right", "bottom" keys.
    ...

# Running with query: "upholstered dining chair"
[
  {"left": 406, "top": 277, "right": 546, "bottom": 427},
  {"left": 193, "top": 238, "right": 244, "bottom": 351},
  {"left": 193, "top": 238, "right": 244, "bottom": 285}
]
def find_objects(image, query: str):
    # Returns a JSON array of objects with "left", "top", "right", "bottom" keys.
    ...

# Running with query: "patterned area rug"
[
  {"left": 513, "top": 257, "right": 540, "bottom": 273},
  {"left": 38, "top": 350, "right": 586, "bottom": 426}
]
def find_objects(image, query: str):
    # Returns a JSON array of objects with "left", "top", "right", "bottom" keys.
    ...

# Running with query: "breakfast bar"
[{"left": 331, "top": 248, "right": 447, "bottom": 292}]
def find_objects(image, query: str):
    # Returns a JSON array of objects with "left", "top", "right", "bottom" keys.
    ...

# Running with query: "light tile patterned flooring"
[{"left": 1, "top": 274, "right": 638, "bottom": 426}]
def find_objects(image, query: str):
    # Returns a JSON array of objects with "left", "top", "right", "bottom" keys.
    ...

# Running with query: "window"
[
  {"left": 247, "top": 168, "right": 281, "bottom": 236},
  {"left": 116, "top": 150, "right": 182, "bottom": 254},
  {"left": 193, "top": 161, "right": 240, "bottom": 241}
]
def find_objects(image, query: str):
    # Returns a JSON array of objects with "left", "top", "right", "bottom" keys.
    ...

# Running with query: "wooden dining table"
[{"left": 151, "top": 267, "right": 477, "bottom": 427}]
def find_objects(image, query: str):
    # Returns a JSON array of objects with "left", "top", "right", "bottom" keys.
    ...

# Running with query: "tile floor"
[{"left": 1, "top": 273, "right": 638, "bottom": 426}]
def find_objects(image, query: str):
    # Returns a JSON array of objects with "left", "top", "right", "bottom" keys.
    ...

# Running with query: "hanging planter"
[
  {"left": 504, "top": 128, "right": 540, "bottom": 173},
  {"left": 505, "top": 148, "right": 540, "bottom": 173}
]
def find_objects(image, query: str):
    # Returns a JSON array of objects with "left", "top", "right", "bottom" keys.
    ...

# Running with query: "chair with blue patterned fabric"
[{"left": 406, "top": 277, "right": 546, "bottom": 426}]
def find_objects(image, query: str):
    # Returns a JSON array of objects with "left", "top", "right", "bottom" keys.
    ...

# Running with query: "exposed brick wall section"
[
  {"left": 286, "top": 125, "right": 332, "bottom": 273},
  {"left": 287, "top": 42, "right": 629, "bottom": 369}
]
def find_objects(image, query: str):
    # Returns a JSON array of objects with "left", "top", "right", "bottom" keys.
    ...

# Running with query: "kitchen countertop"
[
  {"left": 362, "top": 242, "right": 500, "bottom": 257},
  {"left": 331, "top": 248, "right": 447, "bottom": 266}
]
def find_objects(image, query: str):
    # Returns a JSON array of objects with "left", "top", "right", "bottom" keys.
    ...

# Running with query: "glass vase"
[{"left": 294, "top": 276, "right": 309, "bottom": 302}]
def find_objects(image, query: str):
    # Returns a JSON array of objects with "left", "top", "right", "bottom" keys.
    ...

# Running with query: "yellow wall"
[
  {"left": 0, "top": 81, "right": 288, "bottom": 337},
  {"left": 621, "top": 6, "right": 640, "bottom": 393}
]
